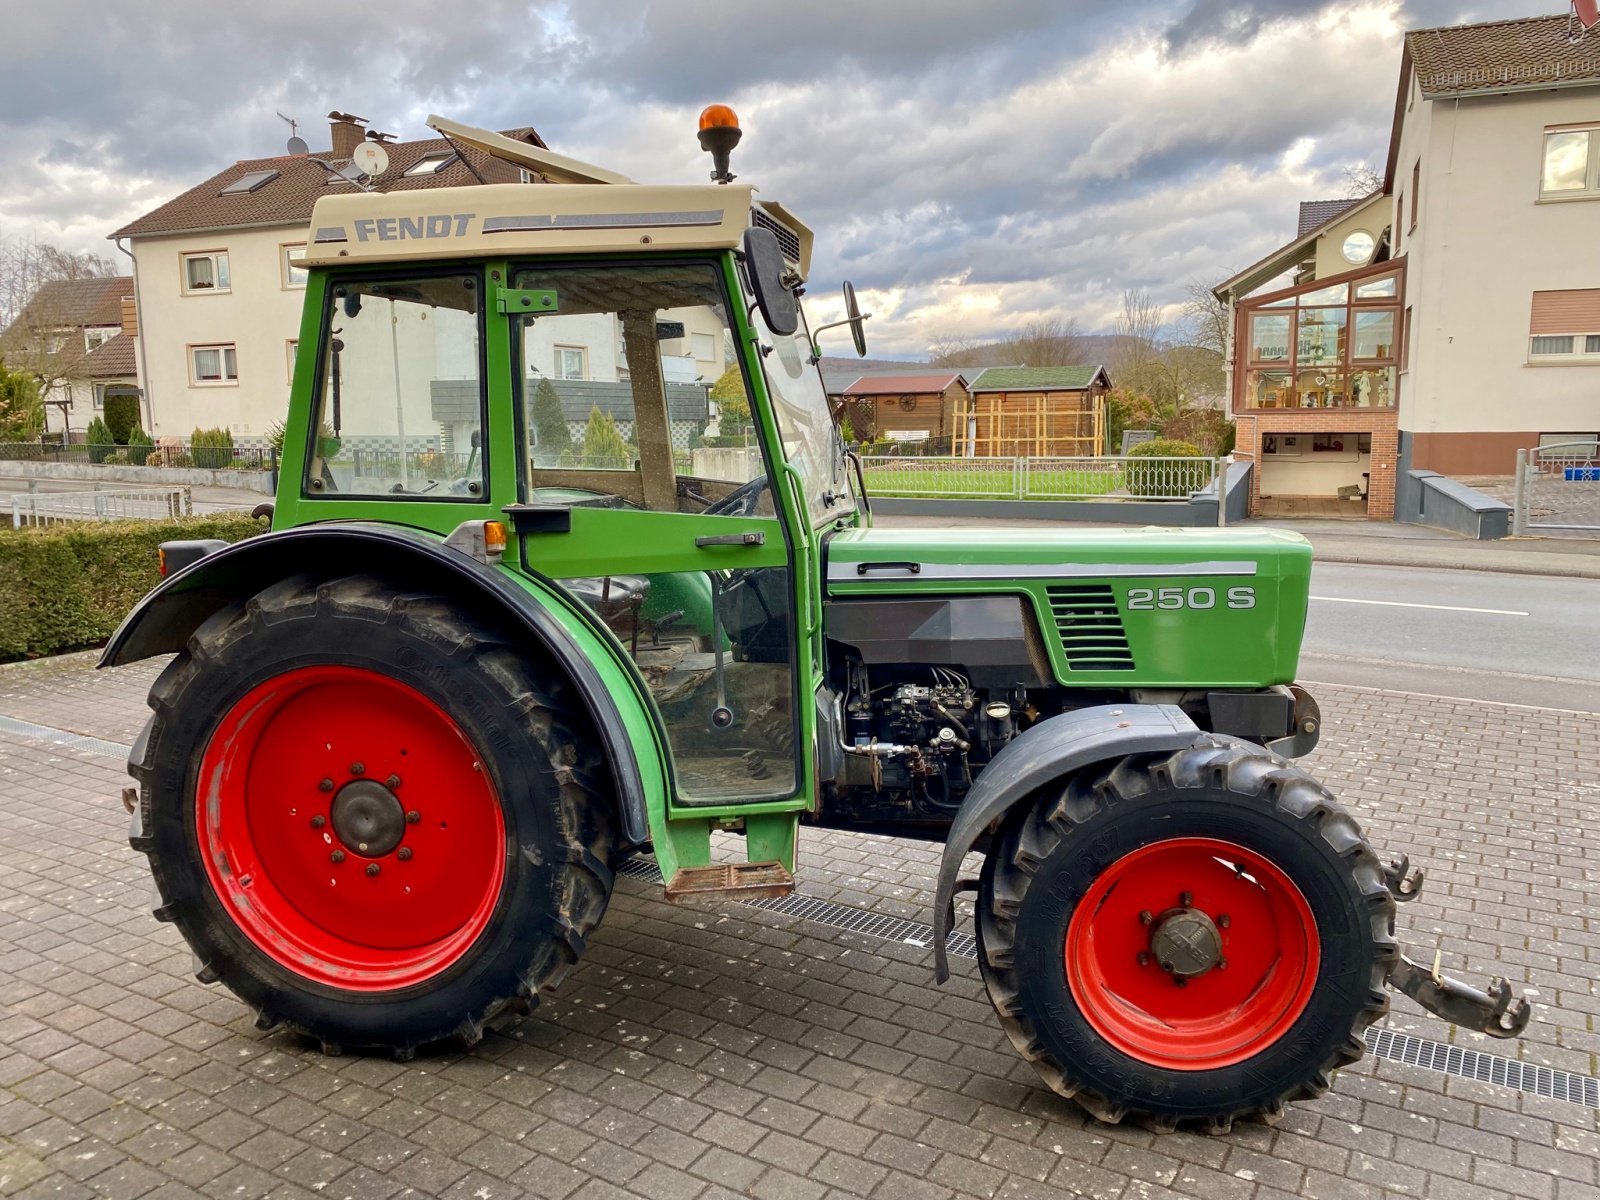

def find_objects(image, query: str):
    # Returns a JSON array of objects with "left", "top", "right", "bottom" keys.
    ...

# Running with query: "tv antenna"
[{"left": 277, "top": 111, "right": 309, "bottom": 156}]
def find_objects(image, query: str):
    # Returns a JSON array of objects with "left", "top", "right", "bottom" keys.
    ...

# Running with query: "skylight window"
[
  {"left": 220, "top": 170, "right": 280, "bottom": 195},
  {"left": 405, "top": 152, "right": 456, "bottom": 177}
]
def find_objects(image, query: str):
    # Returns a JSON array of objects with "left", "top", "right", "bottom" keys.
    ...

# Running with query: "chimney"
[{"left": 327, "top": 111, "right": 368, "bottom": 159}]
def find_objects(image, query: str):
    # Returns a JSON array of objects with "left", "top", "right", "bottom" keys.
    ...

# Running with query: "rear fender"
[
  {"left": 931, "top": 704, "right": 1201, "bottom": 982},
  {"left": 100, "top": 523, "right": 662, "bottom": 847}
]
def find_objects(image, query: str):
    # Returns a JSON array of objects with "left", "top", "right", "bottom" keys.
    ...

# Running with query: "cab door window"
[{"left": 304, "top": 272, "right": 485, "bottom": 499}]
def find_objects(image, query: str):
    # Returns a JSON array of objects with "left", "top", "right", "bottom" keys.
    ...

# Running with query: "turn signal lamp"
[
  {"left": 697, "top": 104, "right": 742, "bottom": 185},
  {"left": 158, "top": 547, "right": 168, "bottom": 578},
  {"left": 484, "top": 520, "right": 507, "bottom": 560}
]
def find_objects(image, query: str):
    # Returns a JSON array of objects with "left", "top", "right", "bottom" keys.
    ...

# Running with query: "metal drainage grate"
[
  {"left": 1364, "top": 1027, "right": 1598, "bottom": 1108},
  {"left": 0, "top": 720, "right": 1593, "bottom": 1111},
  {"left": 0, "top": 715, "right": 133, "bottom": 761}
]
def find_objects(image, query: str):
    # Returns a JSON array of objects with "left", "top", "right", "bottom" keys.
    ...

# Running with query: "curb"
[{"left": 1311, "top": 550, "right": 1600, "bottom": 579}]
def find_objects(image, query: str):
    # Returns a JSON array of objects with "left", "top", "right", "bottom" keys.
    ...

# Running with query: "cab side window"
[{"left": 305, "top": 272, "right": 486, "bottom": 499}]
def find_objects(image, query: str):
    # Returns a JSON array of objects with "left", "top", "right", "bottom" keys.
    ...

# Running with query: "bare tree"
[
  {"left": 1002, "top": 316, "right": 1086, "bottom": 368},
  {"left": 1341, "top": 164, "right": 1382, "bottom": 199},
  {"left": 0, "top": 235, "right": 121, "bottom": 407},
  {"left": 1179, "top": 278, "right": 1231, "bottom": 358},
  {"left": 927, "top": 334, "right": 985, "bottom": 368},
  {"left": 1111, "top": 288, "right": 1164, "bottom": 387}
]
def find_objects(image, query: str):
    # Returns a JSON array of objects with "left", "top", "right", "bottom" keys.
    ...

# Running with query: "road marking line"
[{"left": 1309, "top": 595, "right": 1528, "bottom": 616}]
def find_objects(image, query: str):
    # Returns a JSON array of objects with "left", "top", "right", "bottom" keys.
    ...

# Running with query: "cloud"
[{"left": 0, "top": 0, "right": 1563, "bottom": 360}]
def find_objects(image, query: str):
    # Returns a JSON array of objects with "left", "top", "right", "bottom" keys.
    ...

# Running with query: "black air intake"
[{"left": 1045, "top": 584, "right": 1134, "bottom": 671}]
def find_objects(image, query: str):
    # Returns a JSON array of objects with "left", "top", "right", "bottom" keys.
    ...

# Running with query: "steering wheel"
[{"left": 701, "top": 474, "right": 770, "bottom": 518}]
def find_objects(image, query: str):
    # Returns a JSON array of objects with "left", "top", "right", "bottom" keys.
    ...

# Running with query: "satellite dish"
[
  {"left": 352, "top": 140, "right": 389, "bottom": 177},
  {"left": 286, "top": 135, "right": 309, "bottom": 156}
]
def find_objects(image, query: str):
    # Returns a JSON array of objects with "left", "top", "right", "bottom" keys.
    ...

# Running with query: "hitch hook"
[
  {"left": 1388, "top": 954, "right": 1532, "bottom": 1038},
  {"left": 1383, "top": 853, "right": 1425, "bottom": 902}
]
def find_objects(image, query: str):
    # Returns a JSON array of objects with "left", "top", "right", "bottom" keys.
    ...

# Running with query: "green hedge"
[{"left": 0, "top": 513, "right": 264, "bottom": 662}]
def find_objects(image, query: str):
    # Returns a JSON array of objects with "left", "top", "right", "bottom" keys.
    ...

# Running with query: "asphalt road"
[{"left": 1301, "top": 561, "right": 1600, "bottom": 711}]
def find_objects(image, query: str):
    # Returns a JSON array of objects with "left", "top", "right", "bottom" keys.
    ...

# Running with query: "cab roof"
[{"left": 302, "top": 182, "right": 813, "bottom": 279}]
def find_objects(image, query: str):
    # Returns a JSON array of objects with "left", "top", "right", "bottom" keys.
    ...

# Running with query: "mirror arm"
[{"left": 809, "top": 313, "right": 872, "bottom": 360}]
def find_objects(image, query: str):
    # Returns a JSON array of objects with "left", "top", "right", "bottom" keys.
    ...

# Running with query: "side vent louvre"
[{"left": 1045, "top": 584, "right": 1134, "bottom": 671}]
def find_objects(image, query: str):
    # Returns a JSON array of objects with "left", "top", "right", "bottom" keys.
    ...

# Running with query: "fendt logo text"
[{"left": 352, "top": 214, "right": 476, "bottom": 242}]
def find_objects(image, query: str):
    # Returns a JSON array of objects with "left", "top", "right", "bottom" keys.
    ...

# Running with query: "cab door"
[{"left": 502, "top": 258, "right": 803, "bottom": 807}]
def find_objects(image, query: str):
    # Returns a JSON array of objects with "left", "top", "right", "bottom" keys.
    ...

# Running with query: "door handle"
[
  {"left": 695, "top": 531, "right": 765, "bottom": 548},
  {"left": 856, "top": 560, "right": 921, "bottom": 574}
]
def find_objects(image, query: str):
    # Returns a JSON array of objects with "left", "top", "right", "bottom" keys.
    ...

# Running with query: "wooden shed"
[
  {"left": 838, "top": 372, "right": 971, "bottom": 449},
  {"left": 957, "top": 366, "right": 1110, "bottom": 457}
]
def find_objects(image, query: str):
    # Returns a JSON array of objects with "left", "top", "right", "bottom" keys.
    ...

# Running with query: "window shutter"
[{"left": 1530, "top": 289, "right": 1600, "bottom": 335}]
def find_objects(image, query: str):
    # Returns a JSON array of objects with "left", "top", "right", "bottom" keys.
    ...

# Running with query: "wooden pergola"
[{"left": 954, "top": 367, "right": 1110, "bottom": 457}]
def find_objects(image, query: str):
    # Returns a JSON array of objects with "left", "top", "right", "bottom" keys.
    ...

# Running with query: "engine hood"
[{"left": 824, "top": 525, "right": 1311, "bottom": 587}]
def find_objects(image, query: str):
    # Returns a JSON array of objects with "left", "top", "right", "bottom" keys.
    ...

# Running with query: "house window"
[
  {"left": 1409, "top": 160, "right": 1419, "bottom": 229},
  {"left": 1238, "top": 265, "right": 1402, "bottom": 410},
  {"left": 282, "top": 244, "right": 307, "bottom": 289},
  {"left": 286, "top": 340, "right": 299, "bottom": 383},
  {"left": 190, "top": 344, "right": 238, "bottom": 385},
  {"left": 1529, "top": 289, "right": 1600, "bottom": 360},
  {"left": 405, "top": 152, "right": 455, "bottom": 176},
  {"left": 1403, "top": 305, "right": 1413, "bottom": 370},
  {"left": 555, "top": 345, "right": 587, "bottom": 380},
  {"left": 690, "top": 331, "right": 716, "bottom": 362},
  {"left": 1541, "top": 127, "right": 1598, "bottom": 197},
  {"left": 84, "top": 328, "right": 114, "bottom": 351}
]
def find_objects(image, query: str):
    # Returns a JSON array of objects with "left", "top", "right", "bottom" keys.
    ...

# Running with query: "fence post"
[
  {"left": 1013, "top": 456, "right": 1024, "bottom": 500},
  {"left": 1216, "top": 459, "right": 1228, "bottom": 528},
  {"left": 182, "top": 487, "right": 193, "bottom": 517},
  {"left": 10, "top": 497, "right": 18, "bottom": 529},
  {"left": 1512, "top": 449, "right": 1527, "bottom": 537}
]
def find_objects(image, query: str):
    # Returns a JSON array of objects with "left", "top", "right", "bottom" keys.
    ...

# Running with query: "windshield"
[{"left": 740, "top": 268, "right": 855, "bottom": 525}]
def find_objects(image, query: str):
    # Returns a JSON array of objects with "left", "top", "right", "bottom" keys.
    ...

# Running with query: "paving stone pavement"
[{"left": 0, "top": 655, "right": 1597, "bottom": 1200}]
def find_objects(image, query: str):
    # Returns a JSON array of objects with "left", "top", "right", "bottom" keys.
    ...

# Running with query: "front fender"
[
  {"left": 100, "top": 523, "right": 660, "bottom": 847},
  {"left": 931, "top": 703, "right": 1200, "bottom": 983}
]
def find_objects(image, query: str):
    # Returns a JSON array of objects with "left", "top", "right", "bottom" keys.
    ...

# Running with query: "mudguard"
[
  {"left": 931, "top": 703, "right": 1201, "bottom": 982},
  {"left": 100, "top": 523, "right": 653, "bottom": 846}
]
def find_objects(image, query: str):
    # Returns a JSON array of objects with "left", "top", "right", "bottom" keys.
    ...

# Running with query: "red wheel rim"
[
  {"left": 196, "top": 666, "right": 506, "bottom": 990},
  {"left": 1064, "top": 837, "right": 1320, "bottom": 1071}
]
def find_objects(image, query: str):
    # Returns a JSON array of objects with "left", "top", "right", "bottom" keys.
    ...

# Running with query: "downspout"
[{"left": 113, "top": 237, "right": 155, "bottom": 435}]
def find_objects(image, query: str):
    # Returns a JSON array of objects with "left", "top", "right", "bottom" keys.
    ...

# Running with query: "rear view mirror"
[
  {"left": 742, "top": 227, "right": 798, "bottom": 336},
  {"left": 842, "top": 281, "right": 868, "bottom": 357}
]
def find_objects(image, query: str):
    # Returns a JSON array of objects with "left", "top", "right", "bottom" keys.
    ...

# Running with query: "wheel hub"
[
  {"left": 1149, "top": 908, "right": 1223, "bottom": 978},
  {"left": 330, "top": 780, "right": 406, "bottom": 858}
]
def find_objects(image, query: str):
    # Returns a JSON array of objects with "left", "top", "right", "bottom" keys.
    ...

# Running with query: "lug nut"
[
  {"left": 318, "top": 778, "right": 334, "bottom": 793},
  {"left": 1179, "top": 891, "right": 1193, "bottom": 907},
  {"left": 1218, "top": 959, "right": 1228, "bottom": 971},
  {"left": 1217, "top": 914, "right": 1231, "bottom": 928},
  {"left": 397, "top": 848, "right": 413, "bottom": 861},
  {"left": 330, "top": 850, "right": 345, "bottom": 864},
  {"left": 406, "top": 810, "right": 421, "bottom": 824},
  {"left": 350, "top": 762, "right": 365, "bottom": 776},
  {"left": 1174, "top": 977, "right": 1187, "bottom": 988},
  {"left": 366, "top": 863, "right": 380, "bottom": 877},
  {"left": 1136, "top": 951, "right": 1151, "bottom": 967},
  {"left": 311, "top": 815, "right": 326, "bottom": 829},
  {"left": 1161, "top": 961, "right": 1174, "bottom": 973},
  {"left": 386, "top": 774, "right": 401, "bottom": 790},
  {"left": 1139, "top": 910, "right": 1153, "bottom": 926}
]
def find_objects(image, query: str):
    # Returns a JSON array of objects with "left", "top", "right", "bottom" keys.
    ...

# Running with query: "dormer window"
[{"left": 405, "top": 152, "right": 456, "bottom": 177}]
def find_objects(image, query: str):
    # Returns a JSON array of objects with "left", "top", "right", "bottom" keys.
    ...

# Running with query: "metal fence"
[
  {"left": 859, "top": 454, "right": 1225, "bottom": 507},
  {"left": 0, "top": 442, "right": 276, "bottom": 471},
  {"left": 9, "top": 487, "right": 193, "bottom": 528},
  {"left": 1513, "top": 440, "right": 1600, "bottom": 534}
]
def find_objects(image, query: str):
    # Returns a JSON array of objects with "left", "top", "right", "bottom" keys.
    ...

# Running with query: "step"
[{"left": 664, "top": 861, "right": 795, "bottom": 903}]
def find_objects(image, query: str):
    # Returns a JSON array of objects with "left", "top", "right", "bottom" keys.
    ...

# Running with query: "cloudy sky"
[{"left": 0, "top": 0, "right": 1562, "bottom": 356}]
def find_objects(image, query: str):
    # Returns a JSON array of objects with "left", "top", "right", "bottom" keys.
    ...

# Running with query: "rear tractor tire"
[
  {"left": 977, "top": 738, "right": 1397, "bottom": 1131},
  {"left": 128, "top": 574, "right": 618, "bottom": 1058}
]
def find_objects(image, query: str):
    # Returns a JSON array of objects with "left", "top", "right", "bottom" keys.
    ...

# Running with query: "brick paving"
[{"left": 0, "top": 656, "right": 1597, "bottom": 1199}]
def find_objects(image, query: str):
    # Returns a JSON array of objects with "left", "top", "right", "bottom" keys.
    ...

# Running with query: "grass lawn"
[{"left": 862, "top": 462, "right": 1126, "bottom": 500}]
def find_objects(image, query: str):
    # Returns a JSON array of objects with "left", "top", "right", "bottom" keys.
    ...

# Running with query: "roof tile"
[
  {"left": 1408, "top": 13, "right": 1600, "bottom": 96},
  {"left": 111, "top": 128, "right": 545, "bottom": 239},
  {"left": 841, "top": 372, "right": 966, "bottom": 395}
]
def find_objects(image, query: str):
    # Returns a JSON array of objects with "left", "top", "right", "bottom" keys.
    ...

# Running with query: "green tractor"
[{"left": 106, "top": 111, "right": 1528, "bottom": 1130}]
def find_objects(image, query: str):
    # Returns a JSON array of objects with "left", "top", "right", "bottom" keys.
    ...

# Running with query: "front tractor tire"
[
  {"left": 978, "top": 739, "right": 1397, "bottom": 1131},
  {"left": 129, "top": 575, "right": 618, "bottom": 1058}
]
